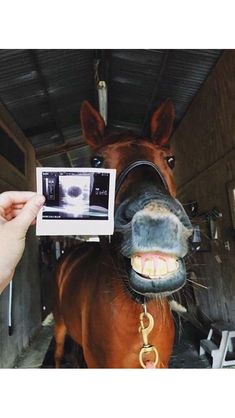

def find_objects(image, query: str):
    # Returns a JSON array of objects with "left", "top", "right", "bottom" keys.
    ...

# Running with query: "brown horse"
[{"left": 53, "top": 100, "right": 192, "bottom": 368}]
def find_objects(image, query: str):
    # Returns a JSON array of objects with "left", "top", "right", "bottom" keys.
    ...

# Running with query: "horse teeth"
[
  {"left": 131, "top": 256, "right": 142, "bottom": 274},
  {"left": 167, "top": 258, "right": 178, "bottom": 273},
  {"left": 142, "top": 259, "right": 155, "bottom": 277},
  {"left": 155, "top": 259, "right": 168, "bottom": 276},
  {"left": 131, "top": 254, "right": 179, "bottom": 278}
]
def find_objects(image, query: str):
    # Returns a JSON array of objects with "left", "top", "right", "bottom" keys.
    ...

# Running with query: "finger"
[
  {"left": 5, "top": 208, "right": 40, "bottom": 221},
  {"left": 4, "top": 203, "right": 25, "bottom": 218},
  {"left": 11, "top": 203, "right": 25, "bottom": 210},
  {"left": 0, "top": 191, "right": 38, "bottom": 210},
  {"left": 5, "top": 209, "right": 24, "bottom": 221},
  {"left": 4, "top": 199, "right": 44, "bottom": 220},
  {"left": 11, "top": 194, "right": 45, "bottom": 235}
]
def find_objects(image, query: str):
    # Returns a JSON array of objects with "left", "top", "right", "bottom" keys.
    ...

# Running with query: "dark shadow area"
[
  {"left": 169, "top": 317, "right": 210, "bottom": 368},
  {"left": 41, "top": 335, "right": 87, "bottom": 368}
]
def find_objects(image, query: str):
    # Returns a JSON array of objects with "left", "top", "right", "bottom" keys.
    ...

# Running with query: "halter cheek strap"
[{"left": 115, "top": 160, "right": 169, "bottom": 197}]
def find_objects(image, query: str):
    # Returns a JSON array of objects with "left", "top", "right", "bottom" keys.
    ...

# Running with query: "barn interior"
[{"left": 1, "top": 48, "right": 235, "bottom": 369}]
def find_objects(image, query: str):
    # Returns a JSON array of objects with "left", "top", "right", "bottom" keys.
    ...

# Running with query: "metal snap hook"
[
  {"left": 139, "top": 345, "right": 159, "bottom": 369},
  {"left": 139, "top": 312, "right": 154, "bottom": 346}
]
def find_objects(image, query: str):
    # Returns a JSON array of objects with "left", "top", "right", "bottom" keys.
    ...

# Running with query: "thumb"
[{"left": 13, "top": 194, "right": 45, "bottom": 235}]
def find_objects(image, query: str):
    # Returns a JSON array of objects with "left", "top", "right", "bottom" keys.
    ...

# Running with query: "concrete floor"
[
  {"left": 13, "top": 314, "right": 212, "bottom": 369},
  {"left": 14, "top": 314, "right": 54, "bottom": 368}
]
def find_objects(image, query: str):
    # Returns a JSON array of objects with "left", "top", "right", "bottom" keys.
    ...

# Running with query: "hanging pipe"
[{"left": 8, "top": 280, "right": 13, "bottom": 336}]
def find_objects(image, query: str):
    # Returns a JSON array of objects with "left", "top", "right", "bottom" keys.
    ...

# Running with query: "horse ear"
[
  {"left": 80, "top": 101, "right": 105, "bottom": 149},
  {"left": 150, "top": 99, "right": 175, "bottom": 146}
]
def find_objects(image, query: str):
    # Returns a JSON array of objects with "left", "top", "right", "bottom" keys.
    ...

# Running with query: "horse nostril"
[
  {"left": 123, "top": 209, "right": 133, "bottom": 223},
  {"left": 114, "top": 202, "right": 133, "bottom": 230}
]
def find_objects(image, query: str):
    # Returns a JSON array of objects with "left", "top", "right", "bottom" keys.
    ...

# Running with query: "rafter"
[
  {"left": 141, "top": 50, "right": 170, "bottom": 136},
  {"left": 36, "top": 139, "right": 87, "bottom": 160}
]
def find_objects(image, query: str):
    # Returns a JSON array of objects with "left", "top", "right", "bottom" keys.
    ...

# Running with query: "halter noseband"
[
  {"left": 115, "top": 160, "right": 169, "bottom": 198},
  {"left": 99, "top": 160, "right": 169, "bottom": 246}
]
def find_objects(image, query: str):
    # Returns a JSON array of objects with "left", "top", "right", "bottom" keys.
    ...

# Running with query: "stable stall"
[{"left": 1, "top": 49, "right": 235, "bottom": 368}]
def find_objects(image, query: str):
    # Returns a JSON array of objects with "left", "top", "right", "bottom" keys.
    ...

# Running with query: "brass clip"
[
  {"left": 139, "top": 306, "right": 159, "bottom": 368},
  {"left": 139, "top": 311, "right": 154, "bottom": 347},
  {"left": 139, "top": 345, "right": 159, "bottom": 369}
]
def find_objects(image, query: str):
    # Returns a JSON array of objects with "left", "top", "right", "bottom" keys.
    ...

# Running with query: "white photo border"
[{"left": 36, "top": 167, "right": 116, "bottom": 236}]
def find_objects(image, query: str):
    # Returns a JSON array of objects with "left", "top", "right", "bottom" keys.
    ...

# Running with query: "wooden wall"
[
  {"left": 171, "top": 50, "right": 235, "bottom": 324},
  {"left": 0, "top": 103, "right": 41, "bottom": 367}
]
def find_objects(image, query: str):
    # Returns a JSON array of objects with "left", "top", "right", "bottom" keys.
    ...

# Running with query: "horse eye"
[
  {"left": 166, "top": 156, "right": 175, "bottom": 169},
  {"left": 90, "top": 155, "right": 104, "bottom": 168}
]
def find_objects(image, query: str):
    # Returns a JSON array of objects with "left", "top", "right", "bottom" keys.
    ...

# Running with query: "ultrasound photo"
[
  {"left": 36, "top": 167, "right": 116, "bottom": 236},
  {"left": 42, "top": 171, "right": 109, "bottom": 220}
]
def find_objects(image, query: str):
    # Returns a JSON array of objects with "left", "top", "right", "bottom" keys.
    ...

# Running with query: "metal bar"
[
  {"left": 8, "top": 280, "right": 13, "bottom": 336},
  {"left": 93, "top": 49, "right": 111, "bottom": 120},
  {"left": 141, "top": 50, "right": 170, "bottom": 136}
]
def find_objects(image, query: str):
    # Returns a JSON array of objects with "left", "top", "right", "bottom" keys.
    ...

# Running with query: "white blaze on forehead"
[{"left": 131, "top": 252, "right": 179, "bottom": 279}]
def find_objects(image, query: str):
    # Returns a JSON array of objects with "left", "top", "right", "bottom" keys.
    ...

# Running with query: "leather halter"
[{"left": 115, "top": 160, "right": 169, "bottom": 198}]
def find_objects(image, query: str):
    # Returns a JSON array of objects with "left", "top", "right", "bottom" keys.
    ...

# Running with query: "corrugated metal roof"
[{"left": 0, "top": 49, "right": 223, "bottom": 167}]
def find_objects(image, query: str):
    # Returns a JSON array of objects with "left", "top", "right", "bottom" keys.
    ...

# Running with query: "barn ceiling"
[{"left": 0, "top": 49, "right": 223, "bottom": 168}]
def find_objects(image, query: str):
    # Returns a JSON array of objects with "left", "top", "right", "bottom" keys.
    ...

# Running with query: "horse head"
[{"left": 81, "top": 100, "right": 192, "bottom": 302}]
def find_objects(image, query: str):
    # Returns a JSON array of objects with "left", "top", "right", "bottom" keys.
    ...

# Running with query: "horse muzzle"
[{"left": 115, "top": 197, "right": 192, "bottom": 298}]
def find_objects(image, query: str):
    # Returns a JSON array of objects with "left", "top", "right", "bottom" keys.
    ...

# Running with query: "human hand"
[{"left": 0, "top": 191, "right": 45, "bottom": 294}]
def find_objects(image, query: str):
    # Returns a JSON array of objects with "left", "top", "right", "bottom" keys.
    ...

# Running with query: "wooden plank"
[
  {"left": 171, "top": 50, "right": 235, "bottom": 324},
  {"left": 200, "top": 339, "right": 219, "bottom": 353}
]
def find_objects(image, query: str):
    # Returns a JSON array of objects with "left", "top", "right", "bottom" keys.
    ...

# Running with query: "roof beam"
[
  {"left": 141, "top": 50, "right": 170, "bottom": 136},
  {"left": 23, "top": 122, "right": 58, "bottom": 138},
  {"left": 36, "top": 139, "right": 87, "bottom": 160}
]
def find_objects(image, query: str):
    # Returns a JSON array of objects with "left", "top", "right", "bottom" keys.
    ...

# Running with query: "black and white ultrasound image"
[{"left": 42, "top": 171, "right": 110, "bottom": 220}]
